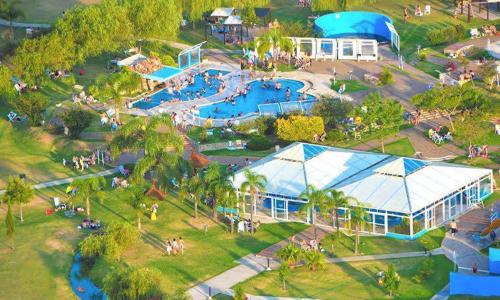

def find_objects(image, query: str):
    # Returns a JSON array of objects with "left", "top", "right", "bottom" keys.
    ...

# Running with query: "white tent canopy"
[
  {"left": 117, "top": 54, "right": 147, "bottom": 67},
  {"left": 224, "top": 15, "right": 242, "bottom": 26},
  {"left": 232, "top": 142, "right": 492, "bottom": 215},
  {"left": 211, "top": 7, "right": 235, "bottom": 18}
]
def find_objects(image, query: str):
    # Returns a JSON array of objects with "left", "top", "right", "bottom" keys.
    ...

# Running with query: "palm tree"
[
  {"left": 96, "top": 70, "right": 141, "bottom": 122},
  {"left": 129, "top": 186, "right": 152, "bottom": 230},
  {"left": 218, "top": 184, "right": 238, "bottom": 233},
  {"left": 277, "top": 243, "right": 302, "bottom": 267},
  {"left": 299, "top": 184, "right": 328, "bottom": 241},
  {"left": 187, "top": 175, "right": 205, "bottom": 219},
  {"left": 324, "top": 190, "right": 355, "bottom": 237},
  {"left": 240, "top": 169, "right": 267, "bottom": 234},
  {"left": 255, "top": 28, "right": 292, "bottom": 61},
  {"left": 350, "top": 201, "right": 370, "bottom": 255},
  {"left": 0, "top": 0, "right": 25, "bottom": 40},
  {"left": 71, "top": 177, "right": 106, "bottom": 218},
  {"left": 110, "top": 115, "right": 184, "bottom": 187},
  {"left": 2, "top": 176, "right": 33, "bottom": 223},
  {"left": 303, "top": 250, "right": 325, "bottom": 272},
  {"left": 203, "top": 162, "right": 234, "bottom": 219}
]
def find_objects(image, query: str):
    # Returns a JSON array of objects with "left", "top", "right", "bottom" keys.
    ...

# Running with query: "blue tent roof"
[{"left": 303, "top": 144, "right": 328, "bottom": 160}]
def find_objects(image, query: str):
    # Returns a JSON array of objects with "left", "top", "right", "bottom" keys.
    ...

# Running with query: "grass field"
[
  {"left": 234, "top": 255, "right": 453, "bottom": 299},
  {"left": 378, "top": 137, "right": 416, "bottom": 157},
  {"left": 321, "top": 227, "right": 445, "bottom": 257},
  {"left": 0, "top": 181, "right": 308, "bottom": 298},
  {"left": 331, "top": 80, "right": 370, "bottom": 93},
  {"left": 11, "top": 0, "right": 97, "bottom": 23}
]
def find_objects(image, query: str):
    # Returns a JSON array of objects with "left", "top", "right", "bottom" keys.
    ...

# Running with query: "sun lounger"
[
  {"left": 53, "top": 197, "right": 60, "bottom": 208},
  {"left": 470, "top": 28, "right": 481, "bottom": 39},
  {"left": 7, "top": 111, "right": 17, "bottom": 122},
  {"left": 424, "top": 5, "right": 431, "bottom": 15}
]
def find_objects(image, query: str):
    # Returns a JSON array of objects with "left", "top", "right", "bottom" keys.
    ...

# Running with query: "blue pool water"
[
  {"left": 133, "top": 69, "right": 230, "bottom": 109},
  {"left": 198, "top": 79, "right": 316, "bottom": 119},
  {"left": 314, "top": 12, "right": 393, "bottom": 42},
  {"left": 70, "top": 252, "right": 107, "bottom": 300}
]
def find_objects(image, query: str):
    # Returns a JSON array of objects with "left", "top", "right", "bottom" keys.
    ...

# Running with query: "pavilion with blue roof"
[{"left": 232, "top": 142, "right": 494, "bottom": 239}]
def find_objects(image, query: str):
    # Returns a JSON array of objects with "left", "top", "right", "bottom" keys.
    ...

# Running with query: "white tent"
[
  {"left": 211, "top": 7, "right": 235, "bottom": 18},
  {"left": 224, "top": 15, "right": 242, "bottom": 26},
  {"left": 117, "top": 54, "right": 147, "bottom": 67},
  {"left": 233, "top": 142, "right": 493, "bottom": 239}
]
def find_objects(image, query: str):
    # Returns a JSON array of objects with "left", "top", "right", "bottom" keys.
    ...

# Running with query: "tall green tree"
[
  {"left": 110, "top": 115, "right": 184, "bottom": 187},
  {"left": 71, "top": 177, "right": 106, "bottom": 218},
  {"left": 411, "top": 85, "right": 489, "bottom": 132},
  {"left": 218, "top": 183, "right": 238, "bottom": 233},
  {"left": 0, "top": 65, "right": 16, "bottom": 103},
  {"left": 103, "top": 266, "right": 162, "bottom": 299},
  {"left": 299, "top": 184, "right": 328, "bottom": 240},
  {"left": 256, "top": 28, "right": 293, "bottom": 60},
  {"left": 312, "top": 97, "right": 353, "bottom": 130},
  {"left": 354, "top": 92, "right": 403, "bottom": 153},
  {"left": 5, "top": 202, "right": 15, "bottom": 250},
  {"left": 240, "top": 169, "right": 267, "bottom": 234},
  {"left": 129, "top": 186, "right": 153, "bottom": 230},
  {"left": 187, "top": 175, "right": 205, "bottom": 219},
  {"left": 128, "top": 0, "right": 182, "bottom": 40},
  {"left": 94, "top": 70, "right": 141, "bottom": 122},
  {"left": 241, "top": 4, "right": 258, "bottom": 35},
  {"left": 278, "top": 263, "right": 290, "bottom": 290},
  {"left": 2, "top": 176, "right": 34, "bottom": 223},
  {"left": 203, "top": 162, "right": 234, "bottom": 219},
  {"left": 0, "top": 0, "right": 25, "bottom": 39},
  {"left": 60, "top": 106, "right": 93, "bottom": 139},
  {"left": 325, "top": 189, "right": 354, "bottom": 237},
  {"left": 11, "top": 92, "right": 49, "bottom": 126},
  {"left": 349, "top": 202, "right": 370, "bottom": 255}
]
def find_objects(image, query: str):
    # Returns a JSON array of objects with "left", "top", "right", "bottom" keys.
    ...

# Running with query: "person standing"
[
  {"left": 450, "top": 219, "right": 458, "bottom": 237},
  {"left": 179, "top": 237, "right": 185, "bottom": 255}
]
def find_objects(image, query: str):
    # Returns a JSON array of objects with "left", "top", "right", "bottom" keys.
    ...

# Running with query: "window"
[
  {"left": 342, "top": 42, "right": 354, "bottom": 57},
  {"left": 360, "top": 42, "right": 375, "bottom": 56}
]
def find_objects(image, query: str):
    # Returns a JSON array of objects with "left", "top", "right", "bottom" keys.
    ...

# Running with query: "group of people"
[
  {"left": 480, "top": 24, "right": 497, "bottom": 36},
  {"left": 404, "top": 4, "right": 431, "bottom": 21},
  {"left": 111, "top": 176, "right": 129, "bottom": 189},
  {"left": 130, "top": 57, "right": 162, "bottom": 74},
  {"left": 290, "top": 235, "right": 324, "bottom": 253},
  {"left": 164, "top": 237, "right": 185, "bottom": 256},
  {"left": 62, "top": 148, "right": 111, "bottom": 171},
  {"left": 296, "top": 0, "right": 311, "bottom": 7},
  {"left": 73, "top": 90, "right": 97, "bottom": 105},
  {"left": 468, "top": 144, "right": 489, "bottom": 159},
  {"left": 100, "top": 113, "right": 122, "bottom": 131},
  {"left": 79, "top": 217, "right": 102, "bottom": 230},
  {"left": 428, "top": 127, "right": 453, "bottom": 144},
  {"left": 458, "top": 69, "right": 475, "bottom": 82}
]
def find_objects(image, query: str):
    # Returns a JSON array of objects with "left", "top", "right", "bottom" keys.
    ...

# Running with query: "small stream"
[{"left": 69, "top": 252, "right": 107, "bottom": 300}]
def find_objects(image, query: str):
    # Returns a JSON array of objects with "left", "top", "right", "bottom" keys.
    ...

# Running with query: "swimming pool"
[
  {"left": 132, "top": 69, "right": 230, "bottom": 109},
  {"left": 314, "top": 12, "right": 393, "bottom": 42},
  {"left": 197, "top": 79, "right": 316, "bottom": 119}
]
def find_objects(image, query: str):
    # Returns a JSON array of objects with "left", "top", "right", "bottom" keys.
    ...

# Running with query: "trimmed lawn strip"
[
  {"left": 234, "top": 255, "right": 453, "bottom": 299},
  {"left": 331, "top": 80, "right": 370, "bottom": 93}
]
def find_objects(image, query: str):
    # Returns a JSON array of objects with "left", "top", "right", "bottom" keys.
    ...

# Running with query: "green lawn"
[
  {"left": 0, "top": 181, "right": 308, "bottom": 298},
  {"left": 0, "top": 118, "right": 108, "bottom": 188},
  {"left": 378, "top": 137, "right": 416, "bottom": 157},
  {"left": 202, "top": 148, "right": 275, "bottom": 158},
  {"left": 13, "top": 0, "right": 95, "bottom": 23},
  {"left": 415, "top": 60, "right": 446, "bottom": 78},
  {"left": 235, "top": 255, "right": 453, "bottom": 299},
  {"left": 331, "top": 80, "right": 370, "bottom": 93},
  {"left": 321, "top": 227, "right": 445, "bottom": 257}
]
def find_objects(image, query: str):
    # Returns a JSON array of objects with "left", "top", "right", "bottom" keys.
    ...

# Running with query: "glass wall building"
[{"left": 232, "top": 143, "right": 494, "bottom": 239}]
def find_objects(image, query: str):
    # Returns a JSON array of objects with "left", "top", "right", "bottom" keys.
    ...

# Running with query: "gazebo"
[{"left": 223, "top": 15, "right": 243, "bottom": 44}]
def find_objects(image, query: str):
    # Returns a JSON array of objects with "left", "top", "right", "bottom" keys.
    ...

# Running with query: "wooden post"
[
  {"left": 487, "top": 3, "right": 490, "bottom": 20},
  {"left": 468, "top": 2, "right": 472, "bottom": 22}
]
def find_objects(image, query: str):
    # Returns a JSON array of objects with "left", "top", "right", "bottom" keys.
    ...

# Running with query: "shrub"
[
  {"left": 80, "top": 222, "right": 139, "bottom": 261},
  {"left": 417, "top": 51, "right": 427, "bottom": 61},
  {"left": 12, "top": 92, "right": 49, "bottom": 126},
  {"left": 254, "top": 116, "right": 276, "bottom": 135},
  {"left": 276, "top": 115, "right": 325, "bottom": 142},
  {"left": 160, "top": 54, "right": 176, "bottom": 66},
  {"left": 247, "top": 135, "right": 273, "bottom": 151},
  {"left": 326, "top": 130, "right": 344, "bottom": 143},
  {"left": 60, "top": 107, "right": 93, "bottom": 139},
  {"left": 412, "top": 258, "right": 435, "bottom": 283},
  {"left": 198, "top": 127, "right": 208, "bottom": 142},
  {"left": 427, "top": 24, "right": 466, "bottom": 45},
  {"left": 379, "top": 67, "right": 394, "bottom": 86}
]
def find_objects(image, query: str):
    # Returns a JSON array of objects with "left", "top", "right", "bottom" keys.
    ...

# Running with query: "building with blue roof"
[{"left": 232, "top": 142, "right": 494, "bottom": 239}]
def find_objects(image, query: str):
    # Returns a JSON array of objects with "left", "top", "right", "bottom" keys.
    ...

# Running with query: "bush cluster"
[
  {"left": 427, "top": 24, "right": 466, "bottom": 45},
  {"left": 247, "top": 135, "right": 273, "bottom": 151},
  {"left": 412, "top": 258, "right": 435, "bottom": 283}
]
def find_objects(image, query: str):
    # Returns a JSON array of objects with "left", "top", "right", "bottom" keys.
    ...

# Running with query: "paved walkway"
[
  {"left": 0, "top": 168, "right": 117, "bottom": 194},
  {"left": 0, "top": 18, "right": 51, "bottom": 28}
]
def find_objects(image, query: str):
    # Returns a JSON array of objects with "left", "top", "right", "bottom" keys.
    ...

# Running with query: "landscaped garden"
[{"left": 0, "top": 0, "right": 498, "bottom": 299}]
